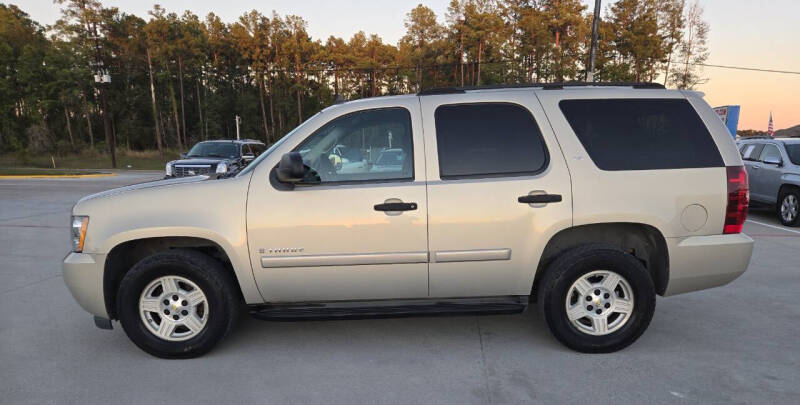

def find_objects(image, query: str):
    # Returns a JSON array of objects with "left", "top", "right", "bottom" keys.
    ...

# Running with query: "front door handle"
[
  {"left": 374, "top": 202, "right": 418, "bottom": 211},
  {"left": 518, "top": 194, "right": 562, "bottom": 204}
]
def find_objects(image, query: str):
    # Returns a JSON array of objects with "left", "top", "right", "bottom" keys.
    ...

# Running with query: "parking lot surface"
[{"left": 1, "top": 173, "right": 798, "bottom": 404}]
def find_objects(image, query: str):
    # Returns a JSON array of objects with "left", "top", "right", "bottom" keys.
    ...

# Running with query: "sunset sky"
[{"left": 22, "top": 0, "right": 800, "bottom": 131}]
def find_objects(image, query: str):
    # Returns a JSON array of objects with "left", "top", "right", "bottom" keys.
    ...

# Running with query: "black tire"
[
  {"left": 117, "top": 249, "right": 240, "bottom": 359},
  {"left": 777, "top": 188, "right": 800, "bottom": 227},
  {"left": 537, "top": 244, "right": 655, "bottom": 353}
]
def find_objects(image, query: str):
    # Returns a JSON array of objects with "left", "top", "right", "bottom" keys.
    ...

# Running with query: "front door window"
[{"left": 294, "top": 108, "right": 414, "bottom": 183}]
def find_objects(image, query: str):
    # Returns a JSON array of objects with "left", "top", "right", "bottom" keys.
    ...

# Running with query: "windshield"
[
  {"left": 376, "top": 150, "right": 403, "bottom": 166},
  {"left": 236, "top": 112, "right": 322, "bottom": 177},
  {"left": 186, "top": 142, "right": 239, "bottom": 158},
  {"left": 785, "top": 143, "right": 800, "bottom": 165}
]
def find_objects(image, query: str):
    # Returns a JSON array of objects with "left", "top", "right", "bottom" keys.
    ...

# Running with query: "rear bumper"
[
  {"left": 663, "top": 233, "right": 754, "bottom": 296},
  {"left": 63, "top": 252, "right": 108, "bottom": 318}
]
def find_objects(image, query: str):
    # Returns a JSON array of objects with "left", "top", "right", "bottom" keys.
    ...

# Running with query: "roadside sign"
[{"left": 713, "top": 105, "right": 740, "bottom": 138}]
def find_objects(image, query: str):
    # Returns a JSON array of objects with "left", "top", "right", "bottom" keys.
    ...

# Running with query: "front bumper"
[
  {"left": 63, "top": 252, "right": 108, "bottom": 318},
  {"left": 663, "top": 233, "right": 754, "bottom": 296}
]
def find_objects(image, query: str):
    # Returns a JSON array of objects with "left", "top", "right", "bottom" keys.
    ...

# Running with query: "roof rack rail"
[{"left": 417, "top": 82, "right": 665, "bottom": 95}]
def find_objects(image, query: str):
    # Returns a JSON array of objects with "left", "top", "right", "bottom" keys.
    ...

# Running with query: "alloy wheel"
[
  {"left": 565, "top": 270, "right": 634, "bottom": 336},
  {"left": 139, "top": 275, "right": 209, "bottom": 342},
  {"left": 781, "top": 194, "right": 798, "bottom": 223}
]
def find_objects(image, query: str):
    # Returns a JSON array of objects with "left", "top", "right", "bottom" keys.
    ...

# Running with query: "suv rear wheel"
[
  {"left": 537, "top": 245, "right": 656, "bottom": 353},
  {"left": 117, "top": 250, "right": 239, "bottom": 358},
  {"left": 777, "top": 188, "right": 800, "bottom": 227}
]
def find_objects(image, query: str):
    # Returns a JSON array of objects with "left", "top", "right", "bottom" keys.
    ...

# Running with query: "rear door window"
[
  {"left": 434, "top": 103, "right": 548, "bottom": 179},
  {"left": 742, "top": 144, "right": 764, "bottom": 161},
  {"left": 759, "top": 144, "right": 781, "bottom": 163},
  {"left": 559, "top": 99, "right": 723, "bottom": 170}
]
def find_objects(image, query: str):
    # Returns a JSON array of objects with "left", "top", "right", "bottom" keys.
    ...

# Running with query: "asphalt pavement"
[{"left": 1, "top": 172, "right": 798, "bottom": 404}]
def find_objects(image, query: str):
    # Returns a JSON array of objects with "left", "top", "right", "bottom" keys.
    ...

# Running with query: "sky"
[{"left": 18, "top": 0, "right": 800, "bottom": 131}]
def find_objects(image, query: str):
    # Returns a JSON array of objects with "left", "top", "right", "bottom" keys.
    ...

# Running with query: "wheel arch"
[
  {"left": 103, "top": 236, "right": 244, "bottom": 320},
  {"left": 531, "top": 222, "right": 669, "bottom": 300},
  {"left": 778, "top": 182, "right": 800, "bottom": 200}
]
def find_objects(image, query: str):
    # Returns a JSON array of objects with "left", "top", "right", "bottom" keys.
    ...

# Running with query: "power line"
[{"left": 690, "top": 63, "right": 800, "bottom": 75}]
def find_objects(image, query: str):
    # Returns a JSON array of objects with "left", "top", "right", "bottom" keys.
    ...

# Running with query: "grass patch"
[
  {"left": 0, "top": 168, "right": 107, "bottom": 176},
  {"left": 0, "top": 149, "right": 179, "bottom": 171}
]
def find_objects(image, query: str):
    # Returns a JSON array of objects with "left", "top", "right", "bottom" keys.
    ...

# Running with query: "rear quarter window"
[
  {"left": 785, "top": 144, "right": 800, "bottom": 165},
  {"left": 559, "top": 99, "right": 723, "bottom": 170}
]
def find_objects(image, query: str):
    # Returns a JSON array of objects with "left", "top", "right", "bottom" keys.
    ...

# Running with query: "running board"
[{"left": 249, "top": 296, "right": 528, "bottom": 321}]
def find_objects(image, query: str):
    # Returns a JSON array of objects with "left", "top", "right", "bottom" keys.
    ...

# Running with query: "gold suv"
[{"left": 64, "top": 83, "right": 753, "bottom": 358}]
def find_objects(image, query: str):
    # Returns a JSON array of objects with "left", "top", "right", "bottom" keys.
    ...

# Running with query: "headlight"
[
  {"left": 71, "top": 216, "right": 89, "bottom": 252},
  {"left": 216, "top": 162, "right": 228, "bottom": 174},
  {"left": 165, "top": 162, "right": 173, "bottom": 176}
]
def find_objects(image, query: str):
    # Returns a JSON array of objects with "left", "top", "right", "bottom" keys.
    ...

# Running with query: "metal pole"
[
  {"left": 83, "top": 0, "right": 116, "bottom": 167},
  {"left": 587, "top": 0, "right": 602, "bottom": 82},
  {"left": 235, "top": 115, "right": 240, "bottom": 140}
]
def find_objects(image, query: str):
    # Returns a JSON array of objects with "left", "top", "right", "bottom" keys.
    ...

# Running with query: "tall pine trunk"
[
  {"left": 195, "top": 77, "right": 204, "bottom": 141},
  {"left": 257, "top": 73, "right": 269, "bottom": 143},
  {"left": 168, "top": 81, "right": 183, "bottom": 152},
  {"left": 477, "top": 40, "right": 484, "bottom": 86},
  {"left": 267, "top": 71, "right": 275, "bottom": 140},
  {"left": 295, "top": 55, "right": 302, "bottom": 125},
  {"left": 82, "top": 94, "right": 94, "bottom": 149},
  {"left": 146, "top": 48, "right": 163, "bottom": 156},
  {"left": 63, "top": 104, "right": 74, "bottom": 150},
  {"left": 334, "top": 66, "right": 339, "bottom": 96},
  {"left": 178, "top": 55, "right": 187, "bottom": 146}
]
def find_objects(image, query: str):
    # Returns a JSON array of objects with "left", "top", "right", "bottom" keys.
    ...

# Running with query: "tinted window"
[
  {"left": 186, "top": 142, "right": 239, "bottom": 159},
  {"left": 251, "top": 144, "right": 266, "bottom": 156},
  {"left": 559, "top": 99, "right": 723, "bottom": 170},
  {"left": 743, "top": 144, "right": 764, "bottom": 161},
  {"left": 759, "top": 144, "right": 782, "bottom": 163},
  {"left": 434, "top": 103, "right": 548, "bottom": 179},
  {"left": 294, "top": 108, "right": 413, "bottom": 183},
  {"left": 785, "top": 144, "right": 800, "bottom": 165}
]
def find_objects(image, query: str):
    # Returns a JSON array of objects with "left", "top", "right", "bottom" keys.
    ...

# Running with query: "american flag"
[{"left": 768, "top": 112, "right": 774, "bottom": 138}]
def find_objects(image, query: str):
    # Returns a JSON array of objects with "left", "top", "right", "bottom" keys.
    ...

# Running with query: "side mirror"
[
  {"left": 276, "top": 152, "right": 306, "bottom": 183},
  {"left": 180, "top": 152, "right": 187, "bottom": 159},
  {"left": 243, "top": 153, "right": 255, "bottom": 161},
  {"left": 763, "top": 156, "right": 782, "bottom": 166}
]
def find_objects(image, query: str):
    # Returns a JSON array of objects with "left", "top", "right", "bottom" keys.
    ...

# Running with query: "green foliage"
[{"left": 1, "top": 0, "right": 708, "bottom": 157}]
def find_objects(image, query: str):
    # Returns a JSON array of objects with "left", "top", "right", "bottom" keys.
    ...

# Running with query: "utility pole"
[
  {"left": 82, "top": 0, "right": 116, "bottom": 167},
  {"left": 587, "top": 0, "right": 602, "bottom": 82},
  {"left": 235, "top": 115, "right": 241, "bottom": 140}
]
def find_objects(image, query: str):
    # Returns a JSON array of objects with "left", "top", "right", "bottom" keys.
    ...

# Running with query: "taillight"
[{"left": 724, "top": 166, "right": 749, "bottom": 234}]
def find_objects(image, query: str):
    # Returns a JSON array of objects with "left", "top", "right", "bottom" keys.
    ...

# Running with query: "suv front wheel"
[
  {"left": 777, "top": 188, "right": 800, "bottom": 227},
  {"left": 117, "top": 250, "right": 240, "bottom": 358},
  {"left": 537, "top": 245, "right": 656, "bottom": 353}
]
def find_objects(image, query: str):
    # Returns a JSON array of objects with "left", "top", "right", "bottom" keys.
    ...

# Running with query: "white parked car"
[{"left": 64, "top": 83, "right": 753, "bottom": 358}]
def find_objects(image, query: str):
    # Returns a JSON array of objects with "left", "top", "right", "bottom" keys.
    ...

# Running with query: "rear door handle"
[
  {"left": 518, "top": 194, "right": 562, "bottom": 204},
  {"left": 374, "top": 202, "right": 417, "bottom": 211}
]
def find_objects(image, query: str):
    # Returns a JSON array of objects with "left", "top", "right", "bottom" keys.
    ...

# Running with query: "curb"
[{"left": 0, "top": 173, "right": 117, "bottom": 179}]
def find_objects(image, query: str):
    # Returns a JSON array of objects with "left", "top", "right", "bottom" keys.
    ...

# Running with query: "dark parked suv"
[
  {"left": 166, "top": 140, "right": 266, "bottom": 178},
  {"left": 738, "top": 138, "right": 800, "bottom": 226}
]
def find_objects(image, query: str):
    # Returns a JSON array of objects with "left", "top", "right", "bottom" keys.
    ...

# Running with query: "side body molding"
[
  {"left": 261, "top": 249, "right": 511, "bottom": 268},
  {"left": 261, "top": 252, "right": 429, "bottom": 268}
]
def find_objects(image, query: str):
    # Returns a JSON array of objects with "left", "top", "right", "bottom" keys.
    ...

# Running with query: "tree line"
[{"left": 1, "top": 0, "right": 709, "bottom": 166}]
